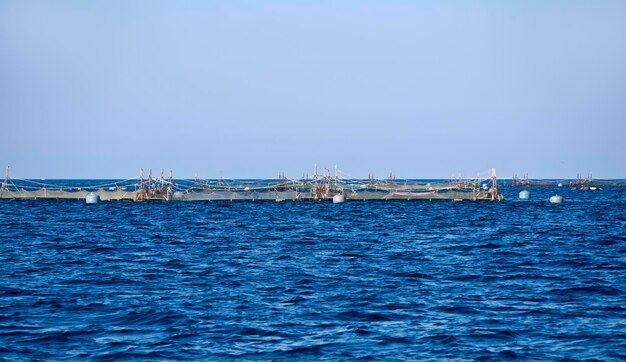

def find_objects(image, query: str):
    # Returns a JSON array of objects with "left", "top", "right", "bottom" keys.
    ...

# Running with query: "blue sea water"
[{"left": 1, "top": 185, "right": 625, "bottom": 360}]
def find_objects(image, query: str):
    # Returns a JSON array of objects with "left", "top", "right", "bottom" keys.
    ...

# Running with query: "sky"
[{"left": 1, "top": 0, "right": 625, "bottom": 179}]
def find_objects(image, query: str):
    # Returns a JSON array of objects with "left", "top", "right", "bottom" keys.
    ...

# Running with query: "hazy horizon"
[{"left": 2, "top": 1, "right": 625, "bottom": 179}]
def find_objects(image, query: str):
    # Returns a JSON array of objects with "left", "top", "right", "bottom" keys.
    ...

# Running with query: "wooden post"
[
  {"left": 148, "top": 169, "right": 152, "bottom": 197},
  {"left": 489, "top": 168, "right": 502, "bottom": 201},
  {"left": 139, "top": 168, "right": 144, "bottom": 191},
  {"left": 138, "top": 168, "right": 145, "bottom": 201},
  {"left": 2, "top": 166, "right": 8, "bottom": 191}
]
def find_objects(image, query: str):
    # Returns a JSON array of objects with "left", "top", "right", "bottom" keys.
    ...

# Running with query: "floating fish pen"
[
  {"left": 510, "top": 173, "right": 618, "bottom": 189},
  {"left": 0, "top": 178, "right": 141, "bottom": 201},
  {"left": 0, "top": 167, "right": 504, "bottom": 202},
  {"left": 0, "top": 169, "right": 171, "bottom": 202},
  {"left": 510, "top": 173, "right": 555, "bottom": 187}
]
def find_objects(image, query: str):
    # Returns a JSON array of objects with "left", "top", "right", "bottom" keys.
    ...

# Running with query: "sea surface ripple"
[{"left": 1, "top": 186, "right": 625, "bottom": 360}]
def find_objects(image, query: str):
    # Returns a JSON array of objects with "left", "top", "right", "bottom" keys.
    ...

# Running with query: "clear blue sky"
[{"left": 1, "top": 1, "right": 625, "bottom": 179}]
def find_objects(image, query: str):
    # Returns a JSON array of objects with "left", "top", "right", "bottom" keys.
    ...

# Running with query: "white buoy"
[
  {"left": 86, "top": 192, "right": 100, "bottom": 204},
  {"left": 558, "top": 183, "right": 563, "bottom": 187},
  {"left": 519, "top": 190, "right": 530, "bottom": 200},
  {"left": 549, "top": 195, "right": 563, "bottom": 204},
  {"left": 332, "top": 194, "right": 346, "bottom": 204}
]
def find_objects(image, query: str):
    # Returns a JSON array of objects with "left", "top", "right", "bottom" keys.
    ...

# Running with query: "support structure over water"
[
  {"left": 0, "top": 166, "right": 505, "bottom": 202},
  {"left": 511, "top": 172, "right": 613, "bottom": 189}
]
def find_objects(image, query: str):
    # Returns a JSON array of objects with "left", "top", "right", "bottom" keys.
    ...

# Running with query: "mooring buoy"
[
  {"left": 86, "top": 192, "right": 100, "bottom": 204},
  {"left": 332, "top": 194, "right": 346, "bottom": 204},
  {"left": 519, "top": 190, "right": 530, "bottom": 200},
  {"left": 549, "top": 195, "right": 563, "bottom": 204}
]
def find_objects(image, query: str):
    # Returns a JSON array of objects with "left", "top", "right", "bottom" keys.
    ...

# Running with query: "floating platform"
[
  {"left": 0, "top": 167, "right": 505, "bottom": 202},
  {"left": 0, "top": 188, "right": 138, "bottom": 201},
  {"left": 171, "top": 188, "right": 498, "bottom": 202},
  {"left": 0, "top": 182, "right": 502, "bottom": 202}
]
